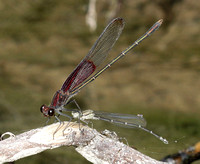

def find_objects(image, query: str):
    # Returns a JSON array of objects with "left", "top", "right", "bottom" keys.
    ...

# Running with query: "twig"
[
  {"left": 86, "top": 0, "right": 97, "bottom": 32},
  {"left": 0, "top": 122, "right": 166, "bottom": 164},
  {"left": 161, "top": 141, "right": 200, "bottom": 163}
]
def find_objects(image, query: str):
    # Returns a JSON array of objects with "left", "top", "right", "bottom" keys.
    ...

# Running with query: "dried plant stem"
[{"left": 0, "top": 122, "right": 166, "bottom": 164}]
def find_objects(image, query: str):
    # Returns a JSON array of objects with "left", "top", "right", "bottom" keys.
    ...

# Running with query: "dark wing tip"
[{"left": 111, "top": 17, "right": 125, "bottom": 27}]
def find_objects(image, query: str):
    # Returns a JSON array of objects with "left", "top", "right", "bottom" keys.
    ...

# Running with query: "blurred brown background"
[{"left": 0, "top": 0, "right": 199, "bottom": 163}]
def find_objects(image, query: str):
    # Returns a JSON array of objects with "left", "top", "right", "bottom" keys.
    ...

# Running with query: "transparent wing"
[
  {"left": 61, "top": 18, "right": 125, "bottom": 93},
  {"left": 93, "top": 111, "right": 147, "bottom": 128}
]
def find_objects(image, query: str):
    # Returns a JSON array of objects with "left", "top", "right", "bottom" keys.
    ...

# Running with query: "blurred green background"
[{"left": 0, "top": 0, "right": 200, "bottom": 163}]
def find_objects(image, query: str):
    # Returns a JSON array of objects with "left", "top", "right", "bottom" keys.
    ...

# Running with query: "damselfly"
[
  {"left": 40, "top": 18, "right": 163, "bottom": 122},
  {"left": 72, "top": 109, "right": 168, "bottom": 144}
]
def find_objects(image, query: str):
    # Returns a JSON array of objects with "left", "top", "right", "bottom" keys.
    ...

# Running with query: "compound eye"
[
  {"left": 48, "top": 109, "right": 54, "bottom": 116},
  {"left": 40, "top": 104, "right": 45, "bottom": 113}
]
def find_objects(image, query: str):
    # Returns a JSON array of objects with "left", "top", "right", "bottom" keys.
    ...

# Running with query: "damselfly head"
[{"left": 40, "top": 104, "right": 55, "bottom": 117}]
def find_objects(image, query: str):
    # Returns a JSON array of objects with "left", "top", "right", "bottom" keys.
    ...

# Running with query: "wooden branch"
[{"left": 0, "top": 122, "right": 166, "bottom": 164}]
